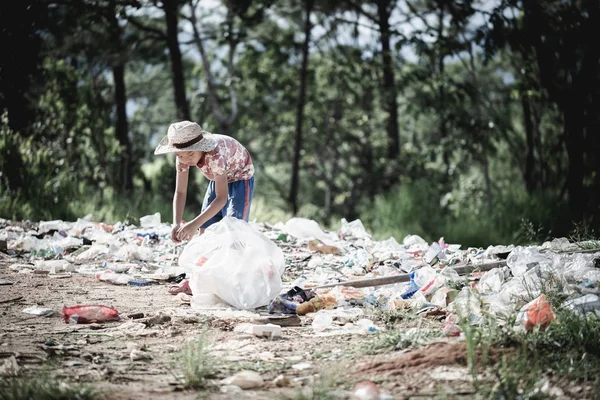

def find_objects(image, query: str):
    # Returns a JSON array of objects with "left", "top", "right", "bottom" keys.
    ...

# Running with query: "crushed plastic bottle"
[{"left": 62, "top": 305, "right": 120, "bottom": 324}]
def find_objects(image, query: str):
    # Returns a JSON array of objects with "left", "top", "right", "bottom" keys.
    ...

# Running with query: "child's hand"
[
  {"left": 171, "top": 223, "right": 181, "bottom": 243},
  {"left": 177, "top": 222, "right": 198, "bottom": 241}
]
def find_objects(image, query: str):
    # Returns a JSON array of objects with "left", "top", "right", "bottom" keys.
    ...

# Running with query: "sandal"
[{"left": 167, "top": 280, "right": 192, "bottom": 295}]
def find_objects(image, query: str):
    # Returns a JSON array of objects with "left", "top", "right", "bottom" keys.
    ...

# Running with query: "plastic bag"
[
  {"left": 477, "top": 268, "right": 505, "bottom": 293},
  {"left": 506, "top": 247, "right": 553, "bottom": 277},
  {"left": 515, "top": 294, "right": 555, "bottom": 330},
  {"left": 139, "top": 212, "right": 161, "bottom": 228},
  {"left": 179, "top": 217, "right": 285, "bottom": 309},
  {"left": 284, "top": 218, "right": 336, "bottom": 244},
  {"left": 448, "top": 287, "right": 482, "bottom": 320},
  {"left": 339, "top": 218, "right": 371, "bottom": 239}
]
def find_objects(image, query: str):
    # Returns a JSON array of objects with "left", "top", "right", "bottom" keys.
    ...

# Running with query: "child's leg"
[
  {"left": 200, "top": 180, "right": 225, "bottom": 230},
  {"left": 224, "top": 177, "right": 254, "bottom": 221}
]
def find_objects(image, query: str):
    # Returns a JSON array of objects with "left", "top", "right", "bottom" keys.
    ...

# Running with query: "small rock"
[
  {"left": 273, "top": 375, "right": 290, "bottom": 387},
  {"left": 221, "top": 370, "right": 264, "bottom": 390},
  {"left": 291, "top": 362, "right": 312, "bottom": 371},
  {"left": 0, "top": 278, "right": 13, "bottom": 285},
  {"left": 0, "top": 356, "right": 19, "bottom": 377}
]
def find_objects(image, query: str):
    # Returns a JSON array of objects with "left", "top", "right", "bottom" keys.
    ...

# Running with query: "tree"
[
  {"left": 289, "top": 0, "right": 314, "bottom": 215},
  {"left": 163, "top": 0, "right": 191, "bottom": 121},
  {"left": 486, "top": 0, "right": 600, "bottom": 223}
]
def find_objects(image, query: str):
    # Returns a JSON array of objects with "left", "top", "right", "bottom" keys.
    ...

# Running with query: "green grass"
[
  {"left": 363, "top": 308, "right": 443, "bottom": 354},
  {"left": 363, "top": 328, "right": 443, "bottom": 355},
  {"left": 0, "top": 375, "right": 101, "bottom": 400},
  {"left": 460, "top": 305, "right": 600, "bottom": 398},
  {"left": 174, "top": 335, "right": 217, "bottom": 389}
]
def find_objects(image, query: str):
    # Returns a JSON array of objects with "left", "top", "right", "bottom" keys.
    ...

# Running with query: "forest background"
[{"left": 1, "top": 0, "right": 599, "bottom": 247}]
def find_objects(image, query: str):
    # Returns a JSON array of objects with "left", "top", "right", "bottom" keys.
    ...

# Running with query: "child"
[{"left": 154, "top": 121, "right": 255, "bottom": 244}]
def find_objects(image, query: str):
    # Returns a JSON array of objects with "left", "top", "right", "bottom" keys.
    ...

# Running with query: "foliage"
[
  {"left": 0, "top": 374, "right": 101, "bottom": 400},
  {"left": 0, "top": 0, "right": 598, "bottom": 246},
  {"left": 174, "top": 335, "right": 217, "bottom": 389}
]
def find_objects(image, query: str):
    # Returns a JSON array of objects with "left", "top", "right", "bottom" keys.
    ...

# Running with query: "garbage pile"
[{"left": 1, "top": 214, "right": 599, "bottom": 336}]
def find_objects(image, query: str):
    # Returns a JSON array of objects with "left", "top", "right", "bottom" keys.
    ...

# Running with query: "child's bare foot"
[{"left": 167, "top": 280, "right": 192, "bottom": 295}]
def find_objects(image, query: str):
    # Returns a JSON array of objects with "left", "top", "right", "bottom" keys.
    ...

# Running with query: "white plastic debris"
[
  {"left": 139, "top": 212, "right": 161, "bottom": 228},
  {"left": 23, "top": 307, "right": 57, "bottom": 317},
  {"left": 252, "top": 324, "right": 282, "bottom": 338},
  {"left": 340, "top": 218, "right": 371, "bottom": 239},
  {"left": 35, "top": 260, "right": 74, "bottom": 274}
]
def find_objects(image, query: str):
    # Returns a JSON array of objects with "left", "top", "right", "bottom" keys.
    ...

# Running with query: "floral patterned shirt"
[{"left": 176, "top": 134, "right": 254, "bottom": 182}]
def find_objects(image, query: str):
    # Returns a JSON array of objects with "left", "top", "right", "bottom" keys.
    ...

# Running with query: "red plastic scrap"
[
  {"left": 62, "top": 305, "right": 120, "bottom": 324},
  {"left": 523, "top": 294, "right": 556, "bottom": 330}
]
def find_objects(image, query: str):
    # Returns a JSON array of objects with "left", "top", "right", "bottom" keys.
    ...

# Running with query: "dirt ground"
[
  {"left": 1, "top": 249, "right": 593, "bottom": 399},
  {"left": 0, "top": 248, "right": 491, "bottom": 400}
]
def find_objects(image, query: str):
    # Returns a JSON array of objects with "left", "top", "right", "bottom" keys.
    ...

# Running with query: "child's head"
[
  {"left": 154, "top": 121, "right": 217, "bottom": 156},
  {"left": 176, "top": 150, "right": 203, "bottom": 166}
]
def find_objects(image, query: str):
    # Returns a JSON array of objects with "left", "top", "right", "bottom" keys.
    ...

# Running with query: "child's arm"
[
  {"left": 171, "top": 167, "right": 189, "bottom": 242},
  {"left": 177, "top": 174, "right": 228, "bottom": 240}
]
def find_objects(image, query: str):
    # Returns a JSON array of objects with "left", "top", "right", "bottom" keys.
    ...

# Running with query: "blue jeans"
[{"left": 200, "top": 177, "right": 255, "bottom": 229}]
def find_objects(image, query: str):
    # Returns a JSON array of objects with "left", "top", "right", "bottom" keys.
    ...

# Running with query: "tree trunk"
[
  {"left": 289, "top": 0, "right": 313, "bottom": 215},
  {"left": 376, "top": 0, "right": 400, "bottom": 161},
  {"left": 437, "top": 4, "right": 450, "bottom": 180},
  {"left": 564, "top": 103, "right": 587, "bottom": 222},
  {"left": 532, "top": 101, "right": 545, "bottom": 189},
  {"left": 164, "top": 0, "right": 190, "bottom": 121},
  {"left": 112, "top": 65, "right": 133, "bottom": 191},
  {"left": 521, "top": 91, "right": 536, "bottom": 193},
  {"left": 107, "top": 3, "right": 133, "bottom": 192},
  {"left": 187, "top": 0, "right": 238, "bottom": 133}
]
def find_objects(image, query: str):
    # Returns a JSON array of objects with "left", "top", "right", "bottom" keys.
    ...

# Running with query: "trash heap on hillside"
[{"left": 1, "top": 214, "right": 599, "bottom": 335}]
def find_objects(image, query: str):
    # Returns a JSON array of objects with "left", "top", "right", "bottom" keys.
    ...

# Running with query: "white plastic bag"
[
  {"left": 179, "top": 217, "right": 285, "bottom": 309},
  {"left": 284, "top": 217, "right": 336, "bottom": 244}
]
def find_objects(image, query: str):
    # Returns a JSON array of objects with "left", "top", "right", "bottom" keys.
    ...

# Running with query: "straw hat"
[{"left": 154, "top": 121, "right": 218, "bottom": 154}]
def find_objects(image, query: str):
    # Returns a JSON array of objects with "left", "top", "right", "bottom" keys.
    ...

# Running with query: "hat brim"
[{"left": 154, "top": 132, "right": 218, "bottom": 155}]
